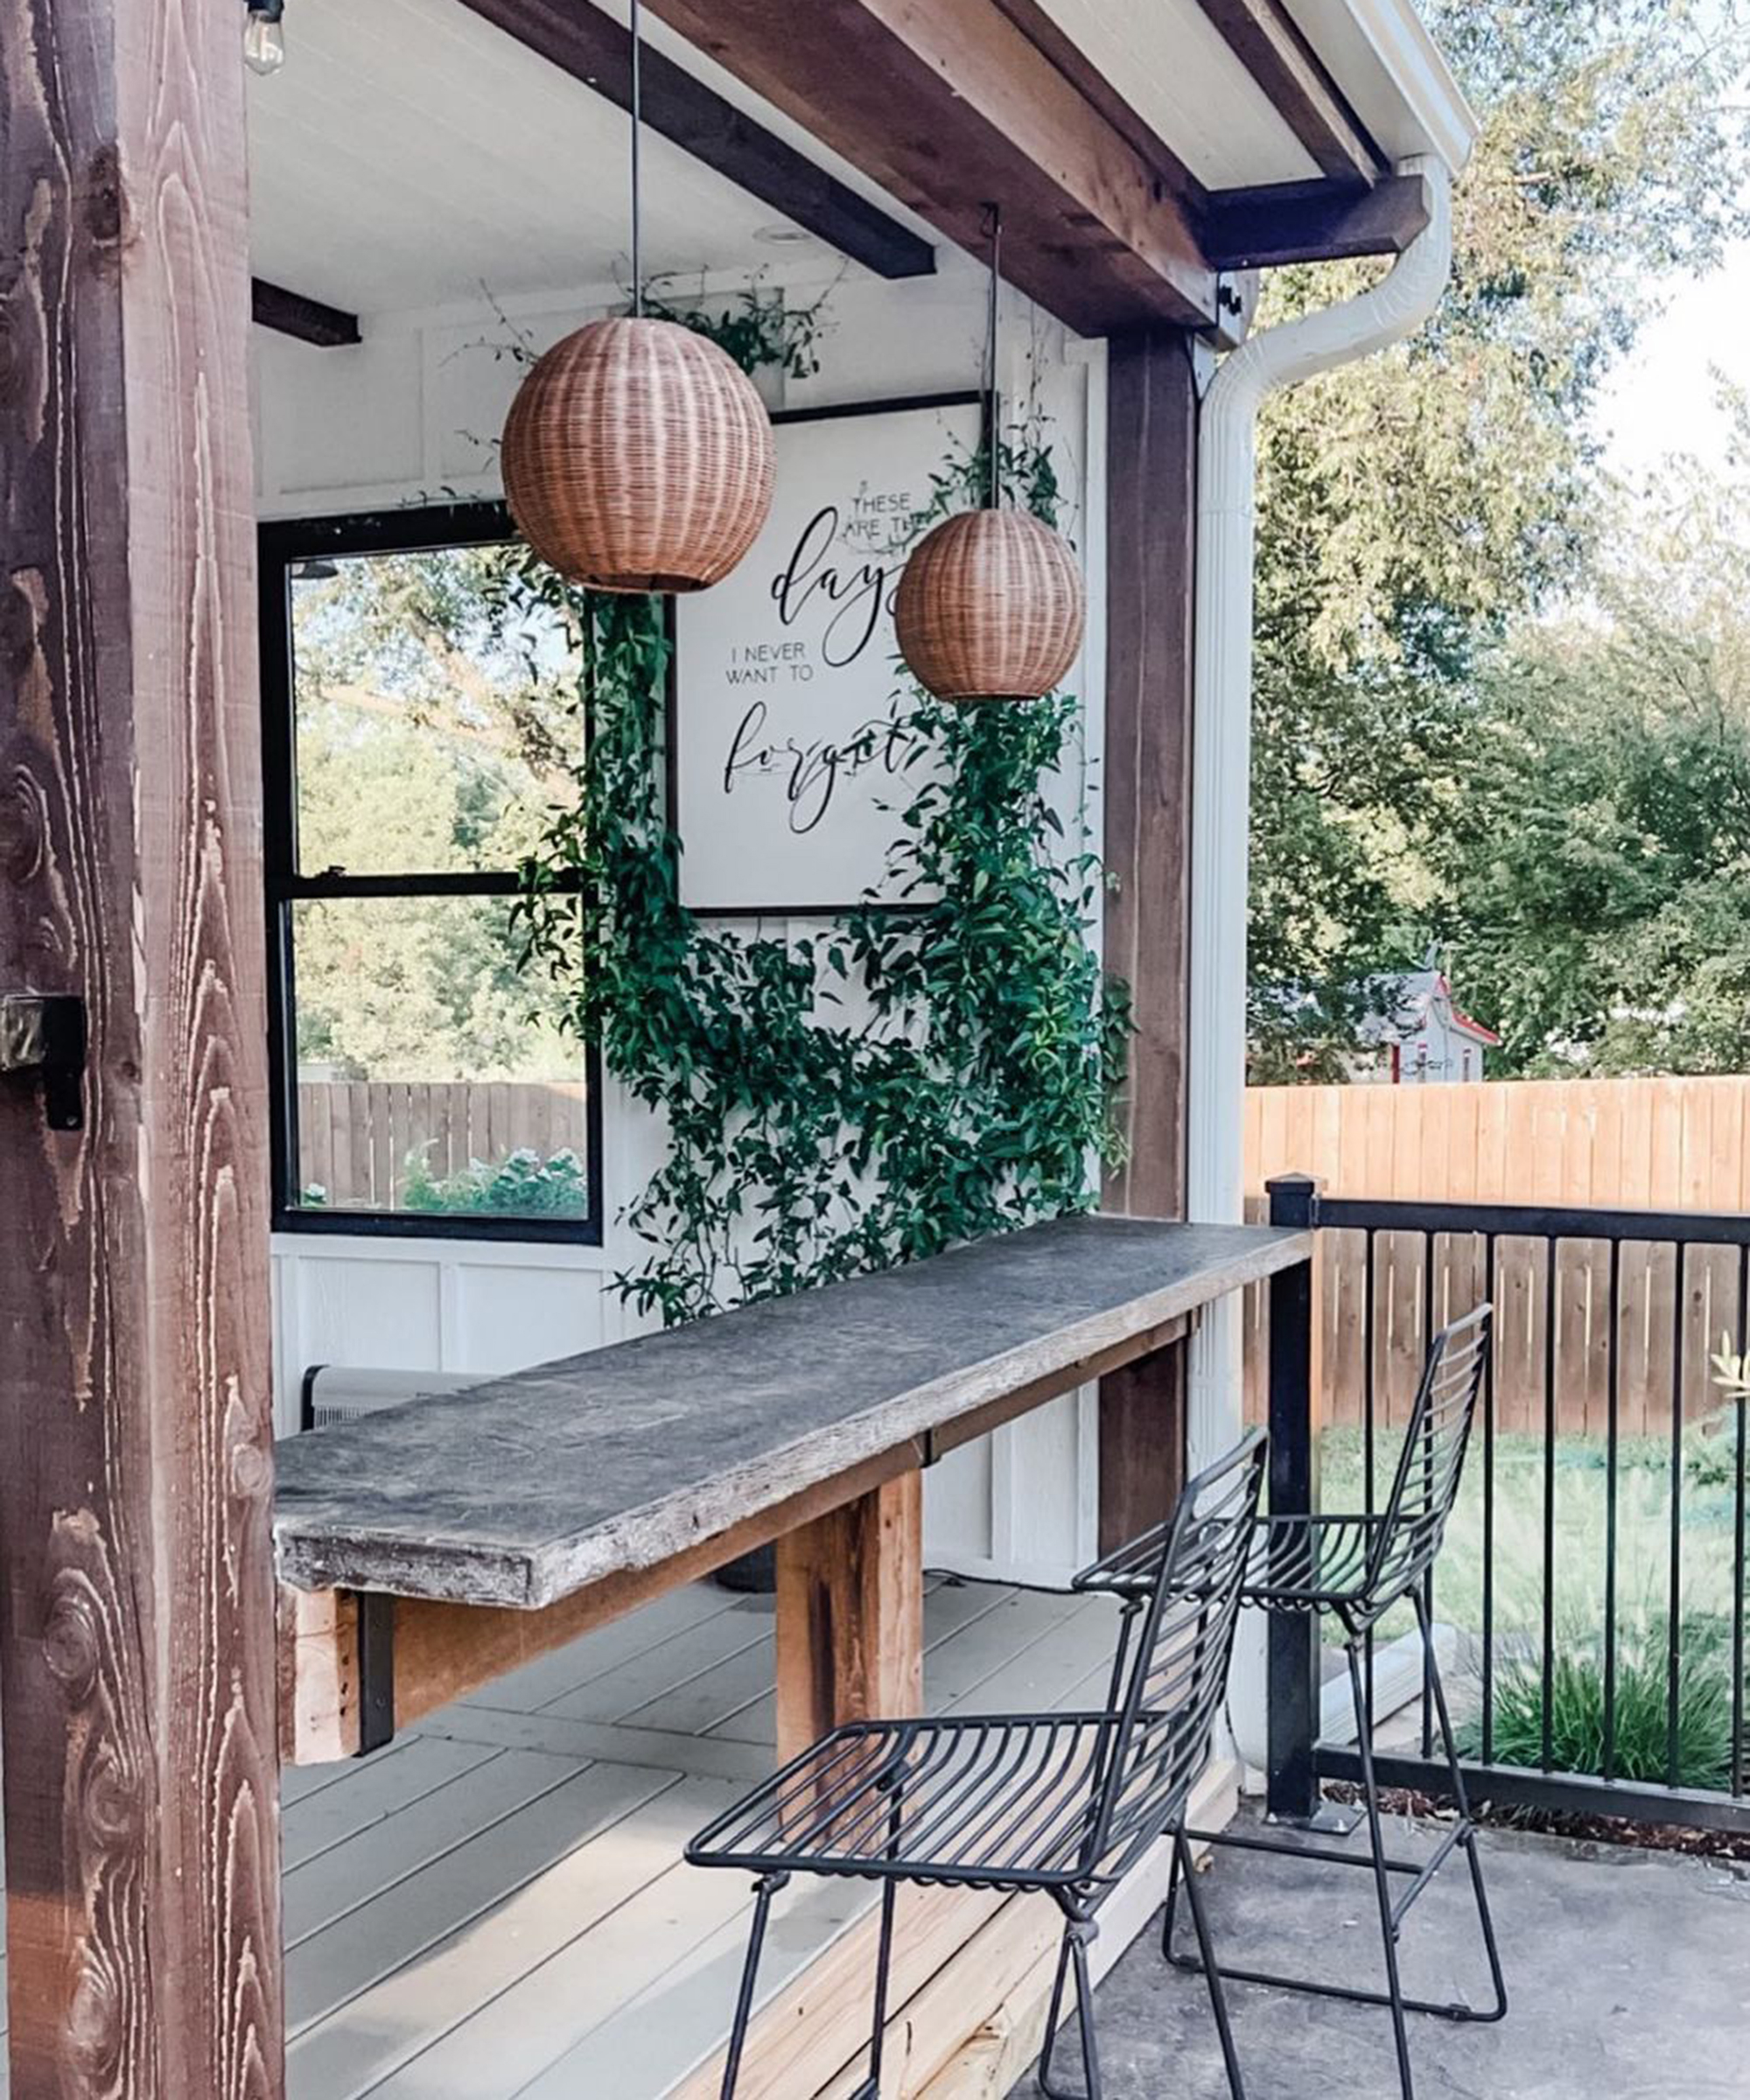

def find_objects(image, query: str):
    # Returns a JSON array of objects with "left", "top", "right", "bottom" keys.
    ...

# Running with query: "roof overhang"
[
  {"left": 248, "top": 0, "right": 1479, "bottom": 342},
  {"left": 636, "top": 0, "right": 1476, "bottom": 334}
]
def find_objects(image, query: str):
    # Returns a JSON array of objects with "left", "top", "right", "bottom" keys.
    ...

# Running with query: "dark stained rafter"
[
  {"left": 252, "top": 276, "right": 361, "bottom": 346},
  {"left": 454, "top": 0, "right": 935, "bottom": 281},
  {"left": 1203, "top": 172, "right": 1432, "bottom": 271},
  {"left": 640, "top": 0, "right": 1221, "bottom": 332},
  {"left": 1192, "top": 0, "right": 1386, "bottom": 183}
]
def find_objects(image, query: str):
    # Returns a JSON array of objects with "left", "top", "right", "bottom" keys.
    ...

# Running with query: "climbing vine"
[{"left": 500, "top": 302, "right": 1130, "bottom": 1323}]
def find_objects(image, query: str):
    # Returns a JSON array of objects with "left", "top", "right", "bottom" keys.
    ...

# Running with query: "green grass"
[
  {"left": 1318, "top": 1424, "right": 1745, "bottom": 1646},
  {"left": 1316, "top": 1424, "right": 1747, "bottom": 1786}
]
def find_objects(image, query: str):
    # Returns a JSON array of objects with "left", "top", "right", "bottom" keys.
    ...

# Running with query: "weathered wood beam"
[
  {"left": 985, "top": 0, "right": 1208, "bottom": 212},
  {"left": 456, "top": 0, "right": 934, "bottom": 280},
  {"left": 1193, "top": 0, "right": 1384, "bottom": 183},
  {"left": 0, "top": 0, "right": 282, "bottom": 2092},
  {"left": 641, "top": 0, "right": 1219, "bottom": 332},
  {"left": 1099, "top": 330, "right": 1200, "bottom": 1550},
  {"left": 774, "top": 1471, "right": 922, "bottom": 1769},
  {"left": 251, "top": 276, "right": 360, "bottom": 346},
  {"left": 1204, "top": 171, "right": 1432, "bottom": 272}
]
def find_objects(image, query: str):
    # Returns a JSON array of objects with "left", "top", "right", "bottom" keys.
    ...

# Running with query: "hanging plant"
[{"left": 501, "top": 301, "right": 1130, "bottom": 1325}]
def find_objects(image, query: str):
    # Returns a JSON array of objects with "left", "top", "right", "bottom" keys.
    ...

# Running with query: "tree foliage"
[
  {"left": 289, "top": 546, "right": 581, "bottom": 1082},
  {"left": 1432, "top": 415, "right": 1750, "bottom": 1074},
  {"left": 1248, "top": 0, "right": 1750, "bottom": 1073}
]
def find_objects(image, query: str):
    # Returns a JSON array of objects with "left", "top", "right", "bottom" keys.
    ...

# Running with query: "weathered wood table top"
[{"left": 274, "top": 1215, "right": 1309, "bottom": 1611}]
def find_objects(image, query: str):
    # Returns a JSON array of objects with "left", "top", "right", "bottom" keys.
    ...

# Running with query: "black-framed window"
[{"left": 260, "top": 503, "right": 601, "bottom": 1243}]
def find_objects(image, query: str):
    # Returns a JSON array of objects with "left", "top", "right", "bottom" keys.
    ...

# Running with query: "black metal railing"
[{"left": 1265, "top": 1175, "right": 1750, "bottom": 1836}]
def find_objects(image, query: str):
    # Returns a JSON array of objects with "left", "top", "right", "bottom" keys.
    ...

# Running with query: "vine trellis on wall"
[{"left": 497, "top": 290, "right": 1131, "bottom": 1325}]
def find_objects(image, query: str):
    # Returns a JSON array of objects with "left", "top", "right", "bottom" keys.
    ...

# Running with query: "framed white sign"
[{"left": 672, "top": 393, "right": 984, "bottom": 914}]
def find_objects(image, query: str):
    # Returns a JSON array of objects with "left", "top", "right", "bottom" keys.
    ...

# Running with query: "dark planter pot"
[{"left": 714, "top": 1542, "right": 777, "bottom": 1594}]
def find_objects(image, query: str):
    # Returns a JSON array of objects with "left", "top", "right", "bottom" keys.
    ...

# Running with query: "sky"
[{"left": 1590, "top": 238, "right": 1750, "bottom": 492}]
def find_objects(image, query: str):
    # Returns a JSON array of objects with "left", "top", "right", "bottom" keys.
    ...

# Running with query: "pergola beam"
[
  {"left": 253, "top": 276, "right": 361, "bottom": 346},
  {"left": 1203, "top": 172, "right": 1432, "bottom": 271},
  {"left": 0, "top": 1, "right": 282, "bottom": 2092},
  {"left": 1193, "top": 0, "right": 1385, "bottom": 183},
  {"left": 640, "top": 0, "right": 1221, "bottom": 332},
  {"left": 455, "top": 0, "right": 935, "bottom": 281}
]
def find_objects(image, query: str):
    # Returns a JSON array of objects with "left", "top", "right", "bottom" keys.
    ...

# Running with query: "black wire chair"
[
  {"left": 687, "top": 1430, "right": 1270, "bottom": 2100},
  {"left": 1075, "top": 1303, "right": 1505, "bottom": 2100}
]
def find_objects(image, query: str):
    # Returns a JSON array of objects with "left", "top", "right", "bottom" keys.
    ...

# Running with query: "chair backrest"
[
  {"left": 1082, "top": 1430, "right": 1267, "bottom": 1881},
  {"left": 1362, "top": 1303, "right": 1493, "bottom": 1617}
]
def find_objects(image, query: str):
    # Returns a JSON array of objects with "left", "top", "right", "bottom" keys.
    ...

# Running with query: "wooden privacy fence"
[
  {"left": 1245, "top": 1074, "right": 1750, "bottom": 1213},
  {"left": 1241, "top": 1077, "right": 1750, "bottom": 1437},
  {"left": 298, "top": 1079, "right": 588, "bottom": 1210}
]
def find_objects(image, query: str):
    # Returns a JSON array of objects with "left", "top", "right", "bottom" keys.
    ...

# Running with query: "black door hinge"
[{"left": 0, "top": 995, "right": 88, "bottom": 1130}]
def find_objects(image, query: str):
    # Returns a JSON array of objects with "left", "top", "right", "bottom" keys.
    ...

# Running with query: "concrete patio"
[{"left": 1069, "top": 1807, "right": 1750, "bottom": 2098}]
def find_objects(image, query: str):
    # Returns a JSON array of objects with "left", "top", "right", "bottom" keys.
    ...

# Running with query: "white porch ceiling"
[
  {"left": 248, "top": 0, "right": 1474, "bottom": 326},
  {"left": 1028, "top": 0, "right": 1325, "bottom": 188},
  {"left": 246, "top": 0, "right": 900, "bottom": 317}
]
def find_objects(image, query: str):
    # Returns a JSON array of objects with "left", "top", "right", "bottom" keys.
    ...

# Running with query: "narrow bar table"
[{"left": 275, "top": 1214, "right": 1312, "bottom": 1765}]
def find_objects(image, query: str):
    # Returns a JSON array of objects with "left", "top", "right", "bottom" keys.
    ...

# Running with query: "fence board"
[
  {"left": 1245, "top": 1077, "right": 1750, "bottom": 1439},
  {"left": 293, "top": 1081, "right": 590, "bottom": 1213}
]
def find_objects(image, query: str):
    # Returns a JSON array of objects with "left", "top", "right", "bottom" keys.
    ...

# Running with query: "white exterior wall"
[{"left": 257, "top": 258, "right": 1110, "bottom": 1579}]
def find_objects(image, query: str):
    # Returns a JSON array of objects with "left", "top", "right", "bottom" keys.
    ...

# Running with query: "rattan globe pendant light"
[
  {"left": 500, "top": 0, "right": 774, "bottom": 592},
  {"left": 894, "top": 206, "right": 1086, "bottom": 703}
]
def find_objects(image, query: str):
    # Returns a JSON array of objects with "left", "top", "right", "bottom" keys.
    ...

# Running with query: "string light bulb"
[{"left": 243, "top": 0, "right": 286, "bottom": 77}]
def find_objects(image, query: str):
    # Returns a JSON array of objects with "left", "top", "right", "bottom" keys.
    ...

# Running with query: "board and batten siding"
[{"left": 258, "top": 259, "right": 1109, "bottom": 1580}]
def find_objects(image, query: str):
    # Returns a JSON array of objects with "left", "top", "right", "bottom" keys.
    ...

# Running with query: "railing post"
[{"left": 1266, "top": 1172, "right": 1320, "bottom": 1823}]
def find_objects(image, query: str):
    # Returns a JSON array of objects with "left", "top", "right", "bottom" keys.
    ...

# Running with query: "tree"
[
  {"left": 1430, "top": 410, "right": 1750, "bottom": 1074},
  {"left": 289, "top": 545, "right": 583, "bottom": 1082},
  {"left": 1247, "top": 0, "right": 1750, "bottom": 1070}
]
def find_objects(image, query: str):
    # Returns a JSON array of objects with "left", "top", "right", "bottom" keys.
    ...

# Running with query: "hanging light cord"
[
  {"left": 630, "top": 0, "right": 644, "bottom": 317},
  {"left": 982, "top": 202, "right": 1003, "bottom": 509}
]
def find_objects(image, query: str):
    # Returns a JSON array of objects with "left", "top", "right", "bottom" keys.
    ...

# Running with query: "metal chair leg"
[
  {"left": 1348, "top": 1639, "right": 1417, "bottom": 2099},
  {"left": 1158, "top": 1628, "right": 1498, "bottom": 2035},
  {"left": 850, "top": 1797, "right": 904, "bottom": 2100},
  {"left": 720, "top": 1872, "right": 787, "bottom": 2100},
  {"left": 1172, "top": 1831, "right": 1247, "bottom": 2100},
  {"left": 1414, "top": 1592, "right": 1508, "bottom": 2023},
  {"left": 1037, "top": 1915, "right": 1102, "bottom": 2100}
]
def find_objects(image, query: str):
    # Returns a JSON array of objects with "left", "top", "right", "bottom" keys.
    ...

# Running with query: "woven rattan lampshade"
[
  {"left": 894, "top": 508, "right": 1087, "bottom": 704},
  {"left": 501, "top": 316, "right": 775, "bottom": 592}
]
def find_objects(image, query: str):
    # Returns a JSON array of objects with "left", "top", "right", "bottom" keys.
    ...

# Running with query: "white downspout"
[{"left": 1184, "top": 155, "right": 1453, "bottom": 1764}]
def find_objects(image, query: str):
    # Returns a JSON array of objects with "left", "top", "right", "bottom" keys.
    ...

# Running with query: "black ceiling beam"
[
  {"left": 455, "top": 0, "right": 935, "bottom": 282},
  {"left": 251, "top": 277, "right": 360, "bottom": 347},
  {"left": 1201, "top": 172, "right": 1432, "bottom": 272},
  {"left": 1192, "top": 0, "right": 1385, "bottom": 184}
]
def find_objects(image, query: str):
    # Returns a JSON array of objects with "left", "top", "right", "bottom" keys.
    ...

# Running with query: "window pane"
[
  {"left": 290, "top": 542, "right": 582, "bottom": 878},
  {"left": 290, "top": 895, "right": 588, "bottom": 1222}
]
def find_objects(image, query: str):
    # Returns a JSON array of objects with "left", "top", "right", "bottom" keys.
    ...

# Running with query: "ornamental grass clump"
[{"left": 1481, "top": 1615, "right": 1738, "bottom": 1792}]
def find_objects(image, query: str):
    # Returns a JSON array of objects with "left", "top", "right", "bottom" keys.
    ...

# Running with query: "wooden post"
[
  {"left": 0, "top": 4, "right": 282, "bottom": 2094},
  {"left": 774, "top": 1473, "right": 924, "bottom": 1767},
  {"left": 1098, "top": 327, "right": 1200, "bottom": 1550}
]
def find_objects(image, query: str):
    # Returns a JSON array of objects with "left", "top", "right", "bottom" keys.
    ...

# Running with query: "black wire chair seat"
[
  {"left": 1079, "top": 1511, "right": 1386, "bottom": 1624},
  {"left": 690, "top": 1711, "right": 1156, "bottom": 1893},
  {"left": 689, "top": 1431, "right": 1270, "bottom": 2100}
]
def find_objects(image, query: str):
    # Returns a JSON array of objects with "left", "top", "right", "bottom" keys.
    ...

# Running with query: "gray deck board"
[{"left": 275, "top": 1217, "right": 1307, "bottom": 1606}]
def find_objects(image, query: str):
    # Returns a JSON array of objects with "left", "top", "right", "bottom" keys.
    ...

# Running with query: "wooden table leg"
[{"left": 774, "top": 1469, "right": 923, "bottom": 1767}]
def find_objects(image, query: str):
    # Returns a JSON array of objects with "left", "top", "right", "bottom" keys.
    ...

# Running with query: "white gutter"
[
  {"left": 1186, "top": 151, "right": 1453, "bottom": 1769},
  {"left": 1184, "top": 151, "right": 1454, "bottom": 1472},
  {"left": 1285, "top": 1, "right": 1480, "bottom": 175}
]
